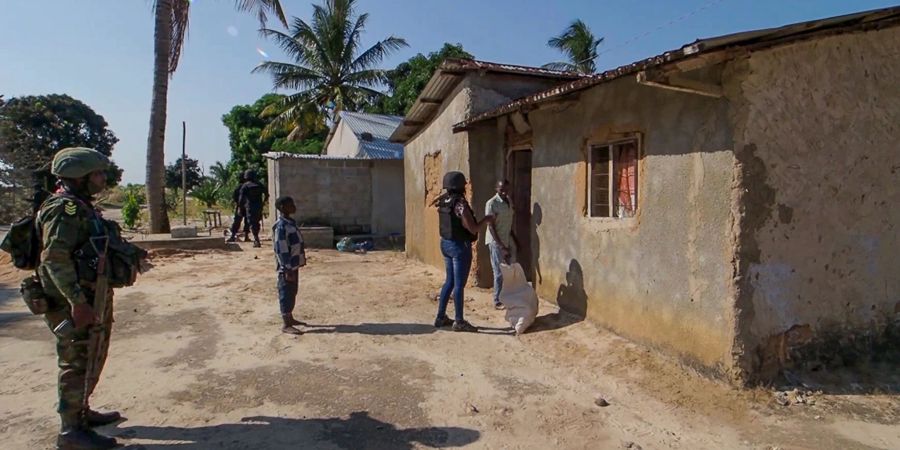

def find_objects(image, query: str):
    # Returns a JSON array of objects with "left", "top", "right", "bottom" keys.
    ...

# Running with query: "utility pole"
[{"left": 181, "top": 121, "right": 187, "bottom": 226}]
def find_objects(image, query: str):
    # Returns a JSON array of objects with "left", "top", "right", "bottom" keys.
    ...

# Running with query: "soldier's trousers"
[
  {"left": 246, "top": 208, "right": 262, "bottom": 237},
  {"left": 43, "top": 292, "right": 113, "bottom": 427}
]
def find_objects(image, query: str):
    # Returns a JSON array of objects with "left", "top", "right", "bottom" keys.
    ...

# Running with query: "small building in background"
[{"left": 266, "top": 112, "right": 405, "bottom": 241}]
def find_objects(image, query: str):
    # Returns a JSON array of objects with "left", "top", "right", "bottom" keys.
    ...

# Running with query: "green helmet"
[{"left": 50, "top": 147, "right": 110, "bottom": 179}]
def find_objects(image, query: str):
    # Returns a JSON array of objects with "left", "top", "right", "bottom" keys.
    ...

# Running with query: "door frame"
[{"left": 506, "top": 146, "right": 534, "bottom": 282}]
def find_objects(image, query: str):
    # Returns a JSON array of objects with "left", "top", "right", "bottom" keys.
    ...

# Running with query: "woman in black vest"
[{"left": 433, "top": 171, "right": 493, "bottom": 332}]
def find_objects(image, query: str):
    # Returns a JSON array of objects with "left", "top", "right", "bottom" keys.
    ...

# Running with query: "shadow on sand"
[{"left": 115, "top": 411, "right": 480, "bottom": 449}]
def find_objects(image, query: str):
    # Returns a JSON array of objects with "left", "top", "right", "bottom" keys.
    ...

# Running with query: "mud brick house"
[{"left": 397, "top": 7, "right": 900, "bottom": 384}]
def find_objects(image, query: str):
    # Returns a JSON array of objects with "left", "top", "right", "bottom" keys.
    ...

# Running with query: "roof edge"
[
  {"left": 389, "top": 58, "right": 587, "bottom": 143},
  {"left": 453, "top": 5, "right": 900, "bottom": 132}
]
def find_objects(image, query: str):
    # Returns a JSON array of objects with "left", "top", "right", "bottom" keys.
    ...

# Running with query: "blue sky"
[{"left": 2, "top": 0, "right": 896, "bottom": 183}]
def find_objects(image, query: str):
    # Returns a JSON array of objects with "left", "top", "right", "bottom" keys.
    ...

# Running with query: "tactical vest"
[
  {"left": 40, "top": 193, "right": 146, "bottom": 290},
  {"left": 438, "top": 195, "right": 476, "bottom": 242},
  {"left": 74, "top": 216, "right": 146, "bottom": 289}
]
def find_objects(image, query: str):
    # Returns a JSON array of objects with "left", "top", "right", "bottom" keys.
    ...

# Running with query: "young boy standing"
[{"left": 273, "top": 196, "right": 306, "bottom": 335}]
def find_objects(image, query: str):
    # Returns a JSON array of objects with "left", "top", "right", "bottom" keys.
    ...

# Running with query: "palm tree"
[
  {"left": 542, "top": 20, "right": 604, "bottom": 74},
  {"left": 208, "top": 161, "right": 231, "bottom": 186},
  {"left": 146, "top": 0, "right": 287, "bottom": 233},
  {"left": 253, "top": 0, "right": 407, "bottom": 141}
]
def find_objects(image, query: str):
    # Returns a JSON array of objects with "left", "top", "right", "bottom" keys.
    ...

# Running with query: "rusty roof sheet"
[
  {"left": 453, "top": 6, "right": 900, "bottom": 132},
  {"left": 389, "top": 59, "right": 582, "bottom": 143}
]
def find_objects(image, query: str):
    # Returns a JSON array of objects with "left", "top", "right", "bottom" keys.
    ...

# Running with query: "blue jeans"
[
  {"left": 277, "top": 272, "right": 298, "bottom": 315},
  {"left": 488, "top": 242, "right": 505, "bottom": 303},
  {"left": 437, "top": 238, "right": 473, "bottom": 322}
]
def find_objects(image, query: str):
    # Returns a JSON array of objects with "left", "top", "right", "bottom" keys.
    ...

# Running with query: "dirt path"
[{"left": 0, "top": 248, "right": 897, "bottom": 449}]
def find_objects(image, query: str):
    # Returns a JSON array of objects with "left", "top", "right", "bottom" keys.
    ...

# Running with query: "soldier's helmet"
[{"left": 50, "top": 147, "right": 110, "bottom": 179}]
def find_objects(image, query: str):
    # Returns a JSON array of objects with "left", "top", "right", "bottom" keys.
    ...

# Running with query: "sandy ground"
[{"left": 0, "top": 246, "right": 898, "bottom": 450}]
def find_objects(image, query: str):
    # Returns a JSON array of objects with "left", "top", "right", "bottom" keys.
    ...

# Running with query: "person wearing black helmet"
[
  {"left": 237, "top": 169, "right": 268, "bottom": 247},
  {"left": 432, "top": 171, "right": 494, "bottom": 332}
]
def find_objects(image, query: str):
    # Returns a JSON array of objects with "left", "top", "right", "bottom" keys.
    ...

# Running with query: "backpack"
[{"left": 0, "top": 215, "right": 41, "bottom": 270}]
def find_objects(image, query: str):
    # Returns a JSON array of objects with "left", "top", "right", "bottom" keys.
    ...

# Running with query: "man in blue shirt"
[{"left": 272, "top": 196, "right": 306, "bottom": 334}]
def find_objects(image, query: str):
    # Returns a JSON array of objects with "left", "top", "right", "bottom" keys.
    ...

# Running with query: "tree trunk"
[{"left": 146, "top": 0, "right": 172, "bottom": 233}]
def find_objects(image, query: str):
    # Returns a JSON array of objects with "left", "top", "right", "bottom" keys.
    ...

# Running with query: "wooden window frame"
[{"left": 587, "top": 136, "right": 641, "bottom": 219}]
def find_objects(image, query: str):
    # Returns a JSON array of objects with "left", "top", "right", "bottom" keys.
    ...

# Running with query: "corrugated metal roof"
[
  {"left": 389, "top": 58, "right": 583, "bottom": 143},
  {"left": 264, "top": 152, "right": 379, "bottom": 161},
  {"left": 338, "top": 111, "right": 405, "bottom": 159},
  {"left": 454, "top": 6, "right": 900, "bottom": 131}
]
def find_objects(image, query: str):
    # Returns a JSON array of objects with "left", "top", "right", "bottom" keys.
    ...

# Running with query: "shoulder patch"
[{"left": 64, "top": 201, "right": 78, "bottom": 216}]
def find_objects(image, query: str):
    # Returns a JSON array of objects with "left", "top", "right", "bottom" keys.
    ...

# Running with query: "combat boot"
[
  {"left": 57, "top": 427, "right": 118, "bottom": 449},
  {"left": 84, "top": 409, "right": 122, "bottom": 427}
]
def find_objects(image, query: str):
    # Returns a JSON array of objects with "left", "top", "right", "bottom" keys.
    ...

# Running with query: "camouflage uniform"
[
  {"left": 37, "top": 147, "right": 120, "bottom": 449},
  {"left": 37, "top": 193, "right": 113, "bottom": 428}
]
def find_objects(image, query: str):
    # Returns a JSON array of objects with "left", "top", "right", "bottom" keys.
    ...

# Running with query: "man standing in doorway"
[
  {"left": 485, "top": 180, "right": 517, "bottom": 310},
  {"left": 238, "top": 169, "right": 268, "bottom": 248}
]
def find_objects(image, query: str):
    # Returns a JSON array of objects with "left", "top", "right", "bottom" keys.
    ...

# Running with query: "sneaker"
[
  {"left": 253, "top": 241, "right": 262, "bottom": 248},
  {"left": 452, "top": 320, "right": 478, "bottom": 333},
  {"left": 494, "top": 301, "right": 506, "bottom": 310},
  {"left": 433, "top": 316, "right": 453, "bottom": 328}
]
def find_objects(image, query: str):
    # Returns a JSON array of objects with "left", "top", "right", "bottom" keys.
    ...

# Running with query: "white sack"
[{"left": 499, "top": 263, "right": 539, "bottom": 334}]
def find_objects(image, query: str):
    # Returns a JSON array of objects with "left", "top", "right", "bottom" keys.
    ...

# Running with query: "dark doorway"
[{"left": 509, "top": 149, "right": 533, "bottom": 281}]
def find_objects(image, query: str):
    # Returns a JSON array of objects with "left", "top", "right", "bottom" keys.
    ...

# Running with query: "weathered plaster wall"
[
  {"left": 404, "top": 74, "right": 568, "bottom": 279},
  {"left": 726, "top": 26, "right": 900, "bottom": 380},
  {"left": 465, "top": 75, "right": 569, "bottom": 286},
  {"left": 371, "top": 160, "right": 405, "bottom": 235},
  {"left": 324, "top": 121, "right": 360, "bottom": 158},
  {"left": 526, "top": 76, "right": 738, "bottom": 376},
  {"left": 404, "top": 81, "right": 472, "bottom": 269}
]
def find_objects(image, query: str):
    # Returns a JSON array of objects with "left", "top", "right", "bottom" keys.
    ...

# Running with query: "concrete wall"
[
  {"left": 268, "top": 157, "right": 373, "bottom": 235},
  {"left": 325, "top": 121, "right": 360, "bottom": 158},
  {"left": 523, "top": 75, "right": 738, "bottom": 378},
  {"left": 726, "top": 26, "right": 900, "bottom": 380},
  {"left": 371, "top": 160, "right": 405, "bottom": 235}
]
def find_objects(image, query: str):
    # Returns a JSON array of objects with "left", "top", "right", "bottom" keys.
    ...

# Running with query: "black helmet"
[
  {"left": 244, "top": 169, "right": 258, "bottom": 181},
  {"left": 442, "top": 171, "right": 467, "bottom": 191}
]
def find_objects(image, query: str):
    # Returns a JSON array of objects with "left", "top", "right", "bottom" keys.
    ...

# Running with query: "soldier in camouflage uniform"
[{"left": 38, "top": 148, "right": 121, "bottom": 449}]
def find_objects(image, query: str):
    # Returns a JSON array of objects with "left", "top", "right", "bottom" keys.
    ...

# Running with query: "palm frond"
[
  {"left": 344, "top": 68, "right": 387, "bottom": 86},
  {"left": 546, "top": 19, "right": 603, "bottom": 73},
  {"left": 340, "top": 12, "right": 368, "bottom": 72},
  {"left": 252, "top": 61, "right": 325, "bottom": 91},
  {"left": 234, "top": 0, "right": 288, "bottom": 28},
  {"left": 261, "top": 90, "right": 327, "bottom": 139},
  {"left": 541, "top": 62, "right": 578, "bottom": 72},
  {"left": 259, "top": 27, "right": 311, "bottom": 65},
  {"left": 169, "top": 0, "right": 190, "bottom": 74},
  {"left": 350, "top": 36, "right": 408, "bottom": 74}
]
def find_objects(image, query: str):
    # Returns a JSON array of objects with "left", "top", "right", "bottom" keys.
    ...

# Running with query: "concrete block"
[
  {"left": 301, "top": 226, "right": 334, "bottom": 249},
  {"left": 171, "top": 226, "right": 198, "bottom": 239}
]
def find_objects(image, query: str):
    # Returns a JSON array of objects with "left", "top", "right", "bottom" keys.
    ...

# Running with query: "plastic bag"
[{"left": 499, "top": 263, "right": 538, "bottom": 335}]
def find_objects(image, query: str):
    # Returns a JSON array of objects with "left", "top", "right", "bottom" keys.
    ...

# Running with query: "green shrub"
[
  {"left": 122, "top": 192, "right": 140, "bottom": 229},
  {"left": 191, "top": 178, "right": 221, "bottom": 209}
]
